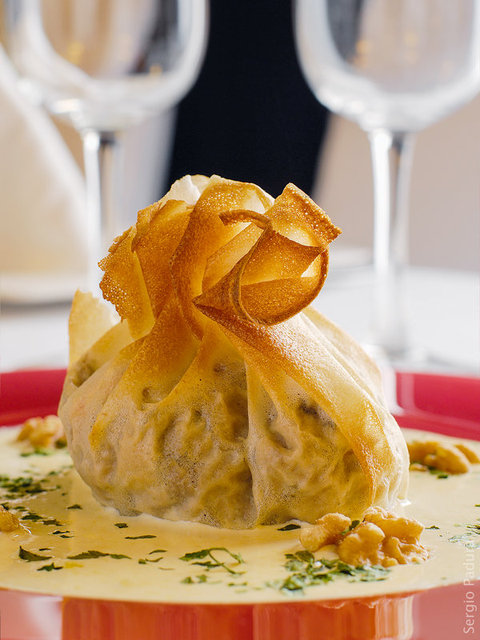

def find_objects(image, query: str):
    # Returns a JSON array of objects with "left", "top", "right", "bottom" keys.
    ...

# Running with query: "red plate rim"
[
  {"left": 0, "top": 368, "right": 479, "bottom": 640},
  {"left": 2, "top": 367, "right": 479, "bottom": 438}
]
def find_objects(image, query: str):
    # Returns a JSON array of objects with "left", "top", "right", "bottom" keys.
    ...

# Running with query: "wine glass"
[
  {"left": 293, "top": 0, "right": 480, "bottom": 366},
  {"left": 2, "top": 0, "right": 208, "bottom": 291}
]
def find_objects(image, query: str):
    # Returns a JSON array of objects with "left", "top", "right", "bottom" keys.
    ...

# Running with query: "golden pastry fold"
[{"left": 59, "top": 175, "right": 408, "bottom": 528}]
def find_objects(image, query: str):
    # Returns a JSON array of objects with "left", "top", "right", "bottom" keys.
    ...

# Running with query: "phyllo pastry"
[{"left": 59, "top": 175, "right": 409, "bottom": 529}]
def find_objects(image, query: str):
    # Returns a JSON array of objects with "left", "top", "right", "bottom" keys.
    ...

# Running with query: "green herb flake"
[
  {"left": 268, "top": 551, "right": 390, "bottom": 594},
  {"left": 138, "top": 556, "right": 163, "bottom": 565},
  {"left": 51, "top": 530, "right": 70, "bottom": 536},
  {"left": 426, "top": 466, "right": 450, "bottom": 479},
  {"left": 124, "top": 534, "right": 157, "bottom": 540},
  {"left": 0, "top": 475, "right": 48, "bottom": 499},
  {"left": 67, "top": 550, "right": 109, "bottom": 560},
  {"left": 278, "top": 523, "right": 301, "bottom": 531},
  {"left": 426, "top": 525, "right": 440, "bottom": 530},
  {"left": 114, "top": 522, "right": 128, "bottom": 528},
  {"left": 19, "top": 546, "right": 52, "bottom": 562},
  {"left": 67, "top": 504, "right": 83, "bottom": 510},
  {"left": 21, "top": 512, "right": 42, "bottom": 522},
  {"left": 20, "top": 448, "right": 53, "bottom": 458},
  {"left": 67, "top": 550, "right": 131, "bottom": 560},
  {"left": 448, "top": 523, "right": 480, "bottom": 549},
  {"left": 340, "top": 519, "right": 361, "bottom": 535},
  {"left": 182, "top": 574, "right": 208, "bottom": 584},
  {"left": 180, "top": 547, "right": 245, "bottom": 576},
  {"left": 37, "top": 563, "right": 63, "bottom": 572},
  {"left": 148, "top": 549, "right": 167, "bottom": 555}
]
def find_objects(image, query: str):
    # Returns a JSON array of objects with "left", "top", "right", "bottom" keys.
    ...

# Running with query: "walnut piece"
[
  {"left": 299, "top": 512, "right": 351, "bottom": 552},
  {"left": 382, "top": 536, "right": 429, "bottom": 565},
  {"left": 363, "top": 506, "right": 424, "bottom": 543},
  {"left": 0, "top": 505, "right": 20, "bottom": 532},
  {"left": 455, "top": 443, "right": 480, "bottom": 464},
  {"left": 337, "top": 521, "right": 386, "bottom": 566},
  {"left": 17, "top": 415, "right": 66, "bottom": 449},
  {"left": 408, "top": 439, "right": 479, "bottom": 474},
  {"left": 299, "top": 507, "right": 428, "bottom": 568}
]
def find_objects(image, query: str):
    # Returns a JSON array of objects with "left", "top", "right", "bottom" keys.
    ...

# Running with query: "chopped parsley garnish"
[
  {"left": 20, "top": 448, "right": 54, "bottom": 457},
  {"left": 278, "top": 523, "right": 301, "bottom": 531},
  {"left": 114, "top": 523, "right": 128, "bottom": 528},
  {"left": 51, "top": 530, "right": 71, "bottom": 537},
  {"left": 67, "top": 550, "right": 108, "bottom": 560},
  {"left": 124, "top": 534, "right": 156, "bottom": 540},
  {"left": 19, "top": 546, "right": 52, "bottom": 562},
  {"left": 37, "top": 563, "right": 63, "bottom": 572},
  {"left": 340, "top": 520, "right": 361, "bottom": 535},
  {"left": 138, "top": 556, "right": 164, "bottom": 565},
  {"left": 426, "top": 467, "right": 449, "bottom": 479},
  {"left": 180, "top": 547, "right": 245, "bottom": 576},
  {"left": 448, "top": 523, "right": 480, "bottom": 549},
  {"left": 67, "top": 504, "right": 83, "bottom": 510},
  {"left": 181, "top": 574, "right": 208, "bottom": 584},
  {"left": 426, "top": 525, "right": 440, "bottom": 530},
  {"left": 67, "top": 550, "right": 131, "bottom": 560},
  {"left": 0, "top": 475, "right": 47, "bottom": 499},
  {"left": 467, "top": 523, "right": 480, "bottom": 535},
  {"left": 21, "top": 511, "right": 42, "bottom": 522},
  {"left": 267, "top": 551, "right": 390, "bottom": 594}
]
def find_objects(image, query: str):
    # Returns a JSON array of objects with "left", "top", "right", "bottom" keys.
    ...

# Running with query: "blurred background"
[{"left": 0, "top": 0, "right": 479, "bottom": 372}]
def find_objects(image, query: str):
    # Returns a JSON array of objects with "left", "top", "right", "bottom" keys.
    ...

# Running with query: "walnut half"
[
  {"left": 408, "top": 439, "right": 480, "bottom": 474},
  {"left": 17, "top": 415, "right": 66, "bottom": 449},
  {"left": 299, "top": 507, "right": 428, "bottom": 568},
  {"left": 300, "top": 512, "right": 351, "bottom": 552}
]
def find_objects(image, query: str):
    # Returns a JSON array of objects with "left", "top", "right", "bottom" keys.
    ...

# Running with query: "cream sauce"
[{"left": 0, "top": 427, "right": 479, "bottom": 604}]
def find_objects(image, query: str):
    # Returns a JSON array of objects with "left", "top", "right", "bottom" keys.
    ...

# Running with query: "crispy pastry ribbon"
[{"left": 99, "top": 176, "right": 341, "bottom": 338}]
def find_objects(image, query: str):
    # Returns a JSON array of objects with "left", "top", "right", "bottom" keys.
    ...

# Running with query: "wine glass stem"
[
  {"left": 368, "top": 128, "right": 415, "bottom": 359},
  {"left": 82, "top": 129, "right": 124, "bottom": 292}
]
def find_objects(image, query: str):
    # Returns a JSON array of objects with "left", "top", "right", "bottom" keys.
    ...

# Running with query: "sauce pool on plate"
[{"left": 1, "top": 426, "right": 479, "bottom": 604}]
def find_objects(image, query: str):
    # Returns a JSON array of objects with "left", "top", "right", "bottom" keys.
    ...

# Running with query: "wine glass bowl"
[
  {"left": 5, "top": 0, "right": 208, "bottom": 130},
  {"left": 294, "top": 0, "right": 480, "bottom": 365},
  {"left": 295, "top": 1, "right": 480, "bottom": 132},
  {"left": 2, "top": 0, "right": 208, "bottom": 290}
]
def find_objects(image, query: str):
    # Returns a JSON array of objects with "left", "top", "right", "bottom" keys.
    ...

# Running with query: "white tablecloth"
[{"left": 1, "top": 265, "right": 478, "bottom": 376}]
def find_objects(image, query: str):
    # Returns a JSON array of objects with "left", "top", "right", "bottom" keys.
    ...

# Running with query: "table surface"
[{"left": 1, "top": 264, "right": 478, "bottom": 375}]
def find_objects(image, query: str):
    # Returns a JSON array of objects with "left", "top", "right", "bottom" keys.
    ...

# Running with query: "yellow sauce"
[{"left": 0, "top": 427, "right": 479, "bottom": 604}]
